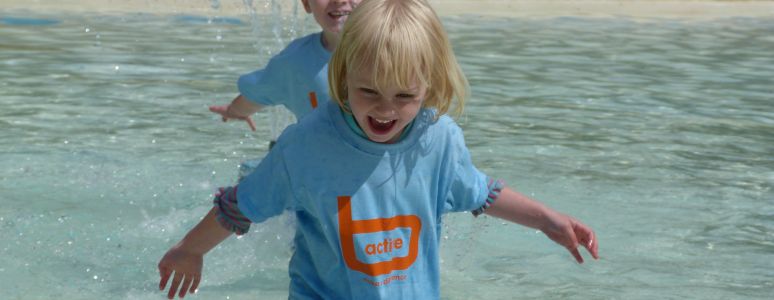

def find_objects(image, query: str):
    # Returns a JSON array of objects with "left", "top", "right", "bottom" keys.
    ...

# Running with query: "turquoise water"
[{"left": 1, "top": 7, "right": 773, "bottom": 300}]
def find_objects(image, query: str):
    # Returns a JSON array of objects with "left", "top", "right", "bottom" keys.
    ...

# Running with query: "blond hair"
[{"left": 329, "top": 0, "right": 468, "bottom": 117}]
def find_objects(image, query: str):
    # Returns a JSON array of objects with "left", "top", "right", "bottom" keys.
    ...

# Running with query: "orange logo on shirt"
[
  {"left": 338, "top": 196, "right": 421, "bottom": 277},
  {"left": 309, "top": 92, "right": 318, "bottom": 109}
]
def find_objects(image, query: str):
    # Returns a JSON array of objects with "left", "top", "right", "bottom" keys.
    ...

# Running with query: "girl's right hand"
[{"left": 158, "top": 245, "right": 203, "bottom": 299}]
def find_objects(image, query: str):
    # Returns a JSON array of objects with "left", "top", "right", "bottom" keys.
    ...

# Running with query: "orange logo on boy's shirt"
[
  {"left": 308, "top": 92, "right": 318, "bottom": 109},
  {"left": 337, "top": 196, "right": 421, "bottom": 277}
]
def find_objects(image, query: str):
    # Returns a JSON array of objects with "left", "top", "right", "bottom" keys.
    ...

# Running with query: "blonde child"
[{"left": 158, "top": 0, "right": 598, "bottom": 298}]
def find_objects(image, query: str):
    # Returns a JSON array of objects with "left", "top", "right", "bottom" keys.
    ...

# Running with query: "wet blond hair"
[{"left": 329, "top": 0, "right": 468, "bottom": 117}]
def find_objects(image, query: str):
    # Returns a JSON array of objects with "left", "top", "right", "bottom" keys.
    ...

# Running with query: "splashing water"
[{"left": 0, "top": 2, "right": 772, "bottom": 300}]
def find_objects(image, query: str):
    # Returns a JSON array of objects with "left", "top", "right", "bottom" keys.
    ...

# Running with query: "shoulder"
[
  {"left": 272, "top": 32, "right": 322, "bottom": 60},
  {"left": 274, "top": 101, "right": 336, "bottom": 146},
  {"left": 423, "top": 114, "right": 464, "bottom": 142}
]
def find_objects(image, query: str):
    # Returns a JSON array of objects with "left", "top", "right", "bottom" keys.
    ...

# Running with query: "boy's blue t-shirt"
[
  {"left": 237, "top": 101, "right": 490, "bottom": 299},
  {"left": 237, "top": 32, "right": 330, "bottom": 120}
]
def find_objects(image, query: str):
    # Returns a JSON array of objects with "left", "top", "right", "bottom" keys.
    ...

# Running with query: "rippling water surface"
[{"left": 1, "top": 8, "right": 772, "bottom": 300}]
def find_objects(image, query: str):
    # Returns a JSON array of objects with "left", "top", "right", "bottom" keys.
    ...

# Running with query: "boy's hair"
[{"left": 329, "top": 0, "right": 468, "bottom": 117}]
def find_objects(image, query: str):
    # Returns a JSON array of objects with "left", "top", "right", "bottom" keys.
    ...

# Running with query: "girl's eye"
[
  {"left": 396, "top": 94, "right": 416, "bottom": 102},
  {"left": 360, "top": 88, "right": 378, "bottom": 95}
]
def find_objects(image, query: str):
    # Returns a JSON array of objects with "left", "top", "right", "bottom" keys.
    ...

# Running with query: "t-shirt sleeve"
[
  {"left": 236, "top": 144, "right": 296, "bottom": 223},
  {"left": 443, "top": 124, "right": 490, "bottom": 213},
  {"left": 236, "top": 56, "right": 287, "bottom": 106}
]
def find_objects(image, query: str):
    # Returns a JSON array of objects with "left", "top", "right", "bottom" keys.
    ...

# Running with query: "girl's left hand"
[{"left": 541, "top": 212, "right": 599, "bottom": 263}]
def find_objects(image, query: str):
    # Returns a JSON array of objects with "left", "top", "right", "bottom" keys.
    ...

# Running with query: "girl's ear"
[{"left": 301, "top": 0, "right": 312, "bottom": 13}]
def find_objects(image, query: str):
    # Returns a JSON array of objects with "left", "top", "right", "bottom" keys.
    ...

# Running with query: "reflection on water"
[{"left": 0, "top": 9, "right": 772, "bottom": 300}]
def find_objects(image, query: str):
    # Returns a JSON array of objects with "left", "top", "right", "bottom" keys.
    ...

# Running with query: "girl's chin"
[{"left": 366, "top": 131, "right": 399, "bottom": 144}]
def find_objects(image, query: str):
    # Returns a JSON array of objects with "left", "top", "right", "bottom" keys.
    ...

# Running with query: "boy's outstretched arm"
[
  {"left": 484, "top": 187, "right": 599, "bottom": 263},
  {"left": 158, "top": 207, "right": 233, "bottom": 299},
  {"left": 209, "top": 94, "right": 264, "bottom": 131}
]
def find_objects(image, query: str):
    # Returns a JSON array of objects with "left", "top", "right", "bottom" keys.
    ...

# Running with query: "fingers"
[
  {"left": 178, "top": 275, "right": 194, "bottom": 298},
  {"left": 210, "top": 105, "right": 256, "bottom": 131},
  {"left": 561, "top": 226, "right": 583, "bottom": 264},
  {"left": 573, "top": 221, "right": 599, "bottom": 260},
  {"left": 210, "top": 105, "right": 230, "bottom": 123},
  {"left": 585, "top": 231, "right": 599, "bottom": 260},
  {"left": 167, "top": 272, "right": 183, "bottom": 299},
  {"left": 159, "top": 266, "right": 171, "bottom": 290},
  {"left": 568, "top": 247, "right": 583, "bottom": 264},
  {"left": 246, "top": 118, "right": 256, "bottom": 131},
  {"left": 190, "top": 276, "right": 201, "bottom": 296},
  {"left": 208, "top": 105, "right": 227, "bottom": 114},
  {"left": 160, "top": 269, "right": 201, "bottom": 299}
]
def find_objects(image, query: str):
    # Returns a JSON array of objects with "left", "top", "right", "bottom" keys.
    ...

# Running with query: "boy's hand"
[
  {"left": 209, "top": 105, "right": 257, "bottom": 131},
  {"left": 158, "top": 246, "right": 203, "bottom": 299},
  {"left": 541, "top": 212, "right": 599, "bottom": 264}
]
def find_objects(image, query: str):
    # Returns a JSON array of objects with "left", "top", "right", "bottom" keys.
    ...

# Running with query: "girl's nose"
[{"left": 374, "top": 98, "right": 397, "bottom": 116}]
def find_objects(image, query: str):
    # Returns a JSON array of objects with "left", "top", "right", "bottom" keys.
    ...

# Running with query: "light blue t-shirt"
[
  {"left": 237, "top": 32, "right": 330, "bottom": 120},
  {"left": 237, "top": 101, "right": 490, "bottom": 299}
]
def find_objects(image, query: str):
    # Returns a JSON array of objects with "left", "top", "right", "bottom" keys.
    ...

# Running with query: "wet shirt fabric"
[
  {"left": 237, "top": 101, "right": 490, "bottom": 299},
  {"left": 237, "top": 32, "right": 330, "bottom": 119}
]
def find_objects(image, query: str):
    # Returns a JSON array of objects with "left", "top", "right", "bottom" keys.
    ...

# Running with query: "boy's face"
[
  {"left": 346, "top": 69, "right": 426, "bottom": 144},
  {"left": 302, "top": 0, "right": 361, "bottom": 35}
]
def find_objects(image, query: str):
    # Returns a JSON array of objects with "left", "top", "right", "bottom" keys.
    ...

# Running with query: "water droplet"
[
  {"left": 84, "top": 27, "right": 90, "bottom": 32},
  {"left": 114, "top": 65, "right": 120, "bottom": 71},
  {"left": 93, "top": 275, "right": 98, "bottom": 280},
  {"left": 180, "top": 58, "right": 185, "bottom": 62}
]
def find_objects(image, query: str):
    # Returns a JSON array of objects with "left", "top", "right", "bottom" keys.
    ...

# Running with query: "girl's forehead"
[{"left": 347, "top": 69, "right": 422, "bottom": 90}]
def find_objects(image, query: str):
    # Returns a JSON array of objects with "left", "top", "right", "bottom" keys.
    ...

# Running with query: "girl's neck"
[{"left": 321, "top": 31, "right": 340, "bottom": 52}]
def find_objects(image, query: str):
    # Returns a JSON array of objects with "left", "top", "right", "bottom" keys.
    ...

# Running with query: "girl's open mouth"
[{"left": 368, "top": 116, "right": 396, "bottom": 135}]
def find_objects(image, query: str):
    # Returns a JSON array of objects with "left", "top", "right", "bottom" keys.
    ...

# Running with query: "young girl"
[{"left": 158, "top": 0, "right": 599, "bottom": 299}]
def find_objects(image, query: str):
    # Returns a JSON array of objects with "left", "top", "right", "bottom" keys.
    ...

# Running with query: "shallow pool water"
[{"left": 1, "top": 5, "right": 772, "bottom": 300}]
